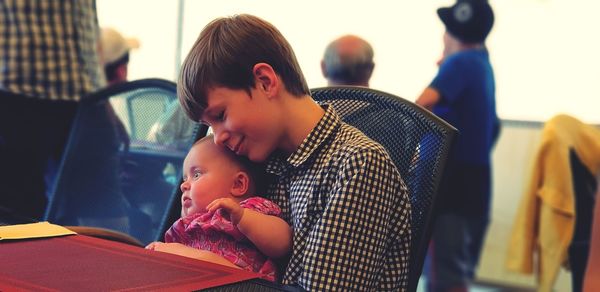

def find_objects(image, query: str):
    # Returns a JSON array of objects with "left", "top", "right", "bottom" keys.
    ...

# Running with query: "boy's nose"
[{"left": 213, "top": 129, "right": 230, "bottom": 147}]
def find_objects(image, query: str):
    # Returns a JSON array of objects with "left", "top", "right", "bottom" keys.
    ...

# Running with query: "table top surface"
[{"left": 0, "top": 234, "right": 260, "bottom": 291}]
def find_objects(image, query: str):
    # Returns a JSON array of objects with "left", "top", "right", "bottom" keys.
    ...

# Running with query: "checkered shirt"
[
  {"left": 266, "top": 105, "right": 411, "bottom": 291},
  {"left": 0, "top": 0, "right": 105, "bottom": 101}
]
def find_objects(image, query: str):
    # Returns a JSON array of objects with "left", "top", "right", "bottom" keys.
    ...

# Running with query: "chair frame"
[
  {"left": 45, "top": 79, "right": 180, "bottom": 217},
  {"left": 44, "top": 78, "right": 209, "bottom": 244}
]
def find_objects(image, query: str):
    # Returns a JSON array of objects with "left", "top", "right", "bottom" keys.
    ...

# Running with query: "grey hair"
[{"left": 322, "top": 35, "right": 374, "bottom": 85}]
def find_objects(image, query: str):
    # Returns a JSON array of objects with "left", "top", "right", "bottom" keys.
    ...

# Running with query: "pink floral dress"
[{"left": 165, "top": 197, "right": 282, "bottom": 281}]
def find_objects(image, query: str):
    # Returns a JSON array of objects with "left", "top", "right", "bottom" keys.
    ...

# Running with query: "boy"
[
  {"left": 147, "top": 135, "right": 292, "bottom": 281},
  {"left": 178, "top": 14, "right": 411, "bottom": 290},
  {"left": 416, "top": 0, "right": 499, "bottom": 291}
]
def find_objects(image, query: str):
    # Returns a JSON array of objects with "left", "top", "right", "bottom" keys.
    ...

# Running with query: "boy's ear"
[
  {"left": 252, "top": 63, "right": 278, "bottom": 96},
  {"left": 230, "top": 171, "right": 250, "bottom": 197}
]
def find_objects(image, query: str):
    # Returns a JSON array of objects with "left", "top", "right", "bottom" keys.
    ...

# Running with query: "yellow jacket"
[{"left": 506, "top": 115, "right": 600, "bottom": 292}]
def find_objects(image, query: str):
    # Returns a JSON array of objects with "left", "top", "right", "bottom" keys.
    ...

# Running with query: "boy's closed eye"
[
  {"left": 215, "top": 110, "right": 225, "bottom": 122},
  {"left": 203, "top": 107, "right": 226, "bottom": 125}
]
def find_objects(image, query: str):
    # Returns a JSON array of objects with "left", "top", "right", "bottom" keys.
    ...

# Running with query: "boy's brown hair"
[{"left": 178, "top": 14, "right": 310, "bottom": 122}]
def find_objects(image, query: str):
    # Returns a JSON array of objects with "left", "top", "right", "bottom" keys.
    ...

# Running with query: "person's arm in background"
[
  {"left": 105, "top": 103, "right": 130, "bottom": 151},
  {"left": 207, "top": 198, "right": 293, "bottom": 259},
  {"left": 417, "top": 37, "right": 453, "bottom": 111},
  {"left": 416, "top": 49, "right": 465, "bottom": 113},
  {"left": 416, "top": 87, "right": 441, "bottom": 111},
  {"left": 583, "top": 175, "right": 600, "bottom": 292}
]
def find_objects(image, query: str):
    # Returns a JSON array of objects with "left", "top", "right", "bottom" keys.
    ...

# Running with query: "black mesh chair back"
[
  {"left": 310, "top": 86, "right": 457, "bottom": 291},
  {"left": 569, "top": 149, "right": 597, "bottom": 292},
  {"left": 44, "top": 78, "right": 208, "bottom": 245}
]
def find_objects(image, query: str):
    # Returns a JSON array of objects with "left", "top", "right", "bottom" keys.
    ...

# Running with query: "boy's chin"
[
  {"left": 247, "top": 156, "right": 266, "bottom": 163},
  {"left": 245, "top": 150, "right": 268, "bottom": 163}
]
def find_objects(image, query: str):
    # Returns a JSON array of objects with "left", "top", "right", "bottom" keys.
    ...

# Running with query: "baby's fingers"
[
  {"left": 145, "top": 241, "right": 161, "bottom": 250},
  {"left": 205, "top": 199, "right": 221, "bottom": 212},
  {"left": 206, "top": 198, "right": 230, "bottom": 212}
]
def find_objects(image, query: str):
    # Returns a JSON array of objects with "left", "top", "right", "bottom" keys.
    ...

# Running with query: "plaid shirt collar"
[{"left": 265, "top": 104, "right": 340, "bottom": 175}]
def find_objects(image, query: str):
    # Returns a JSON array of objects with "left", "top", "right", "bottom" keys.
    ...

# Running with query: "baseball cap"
[
  {"left": 100, "top": 27, "right": 140, "bottom": 66},
  {"left": 437, "top": 0, "right": 494, "bottom": 43}
]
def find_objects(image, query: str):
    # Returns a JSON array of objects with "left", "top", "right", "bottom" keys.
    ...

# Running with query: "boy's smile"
[{"left": 230, "top": 136, "right": 244, "bottom": 155}]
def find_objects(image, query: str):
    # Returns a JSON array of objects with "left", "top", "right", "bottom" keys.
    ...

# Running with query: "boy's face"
[
  {"left": 179, "top": 141, "right": 241, "bottom": 217},
  {"left": 200, "top": 85, "right": 283, "bottom": 162},
  {"left": 442, "top": 31, "right": 461, "bottom": 58}
]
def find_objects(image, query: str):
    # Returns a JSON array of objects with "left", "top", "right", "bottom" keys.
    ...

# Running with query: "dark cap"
[{"left": 437, "top": 0, "right": 494, "bottom": 43}]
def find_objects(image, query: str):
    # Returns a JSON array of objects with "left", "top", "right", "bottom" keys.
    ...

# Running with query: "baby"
[{"left": 146, "top": 135, "right": 292, "bottom": 281}]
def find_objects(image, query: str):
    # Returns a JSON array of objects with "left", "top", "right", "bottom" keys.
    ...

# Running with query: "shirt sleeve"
[
  {"left": 298, "top": 148, "right": 411, "bottom": 290},
  {"left": 430, "top": 55, "right": 467, "bottom": 104},
  {"left": 240, "top": 197, "right": 282, "bottom": 217}
]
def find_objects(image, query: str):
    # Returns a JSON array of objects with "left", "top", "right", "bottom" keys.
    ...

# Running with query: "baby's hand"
[
  {"left": 145, "top": 241, "right": 160, "bottom": 250},
  {"left": 145, "top": 242, "right": 204, "bottom": 259},
  {"left": 146, "top": 241, "right": 240, "bottom": 268},
  {"left": 206, "top": 198, "right": 244, "bottom": 225}
]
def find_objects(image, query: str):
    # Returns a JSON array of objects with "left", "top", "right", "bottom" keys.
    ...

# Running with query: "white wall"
[
  {"left": 178, "top": 0, "right": 443, "bottom": 105},
  {"left": 97, "top": 0, "right": 179, "bottom": 81},
  {"left": 98, "top": 0, "right": 600, "bottom": 124}
]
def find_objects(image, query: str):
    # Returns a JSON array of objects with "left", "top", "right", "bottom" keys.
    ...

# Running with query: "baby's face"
[{"left": 179, "top": 141, "right": 240, "bottom": 217}]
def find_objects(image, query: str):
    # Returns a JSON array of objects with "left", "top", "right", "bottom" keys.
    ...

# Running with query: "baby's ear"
[{"left": 230, "top": 171, "right": 250, "bottom": 197}]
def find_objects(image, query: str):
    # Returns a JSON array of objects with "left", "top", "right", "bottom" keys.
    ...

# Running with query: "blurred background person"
[
  {"left": 321, "top": 35, "right": 375, "bottom": 87},
  {"left": 100, "top": 27, "right": 140, "bottom": 86},
  {"left": 146, "top": 99, "right": 197, "bottom": 149},
  {"left": 98, "top": 27, "right": 138, "bottom": 145},
  {"left": 416, "top": 0, "right": 499, "bottom": 291},
  {"left": 0, "top": 0, "right": 104, "bottom": 220},
  {"left": 42, "top": 26, "right": 138, "bottom": 235},
  {"left": 99, "top": 27, "right": 192, "bottom": 238}
]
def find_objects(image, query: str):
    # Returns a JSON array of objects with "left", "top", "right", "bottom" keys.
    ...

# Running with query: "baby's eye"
[{"left": 192, "top": 171, "right": 202, "bottom": 180}]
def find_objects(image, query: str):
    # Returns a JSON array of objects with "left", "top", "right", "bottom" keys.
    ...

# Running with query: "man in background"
[
  {"left": 98, "top": 27, "right": 137, "bottom": 149},
  {"left": 321, "top": 35, "right": 375, "bottom": 87},
  {"left": 0, "top": 0, "right": 104, "bottom": 220},
  {"left": 100, "top": 27, "right": 140, "bottom": 85}
]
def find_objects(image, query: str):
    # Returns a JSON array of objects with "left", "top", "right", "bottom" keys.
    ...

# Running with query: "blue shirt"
[{"left": 430, "top": 48, "right": 498, "bottom": 165}]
